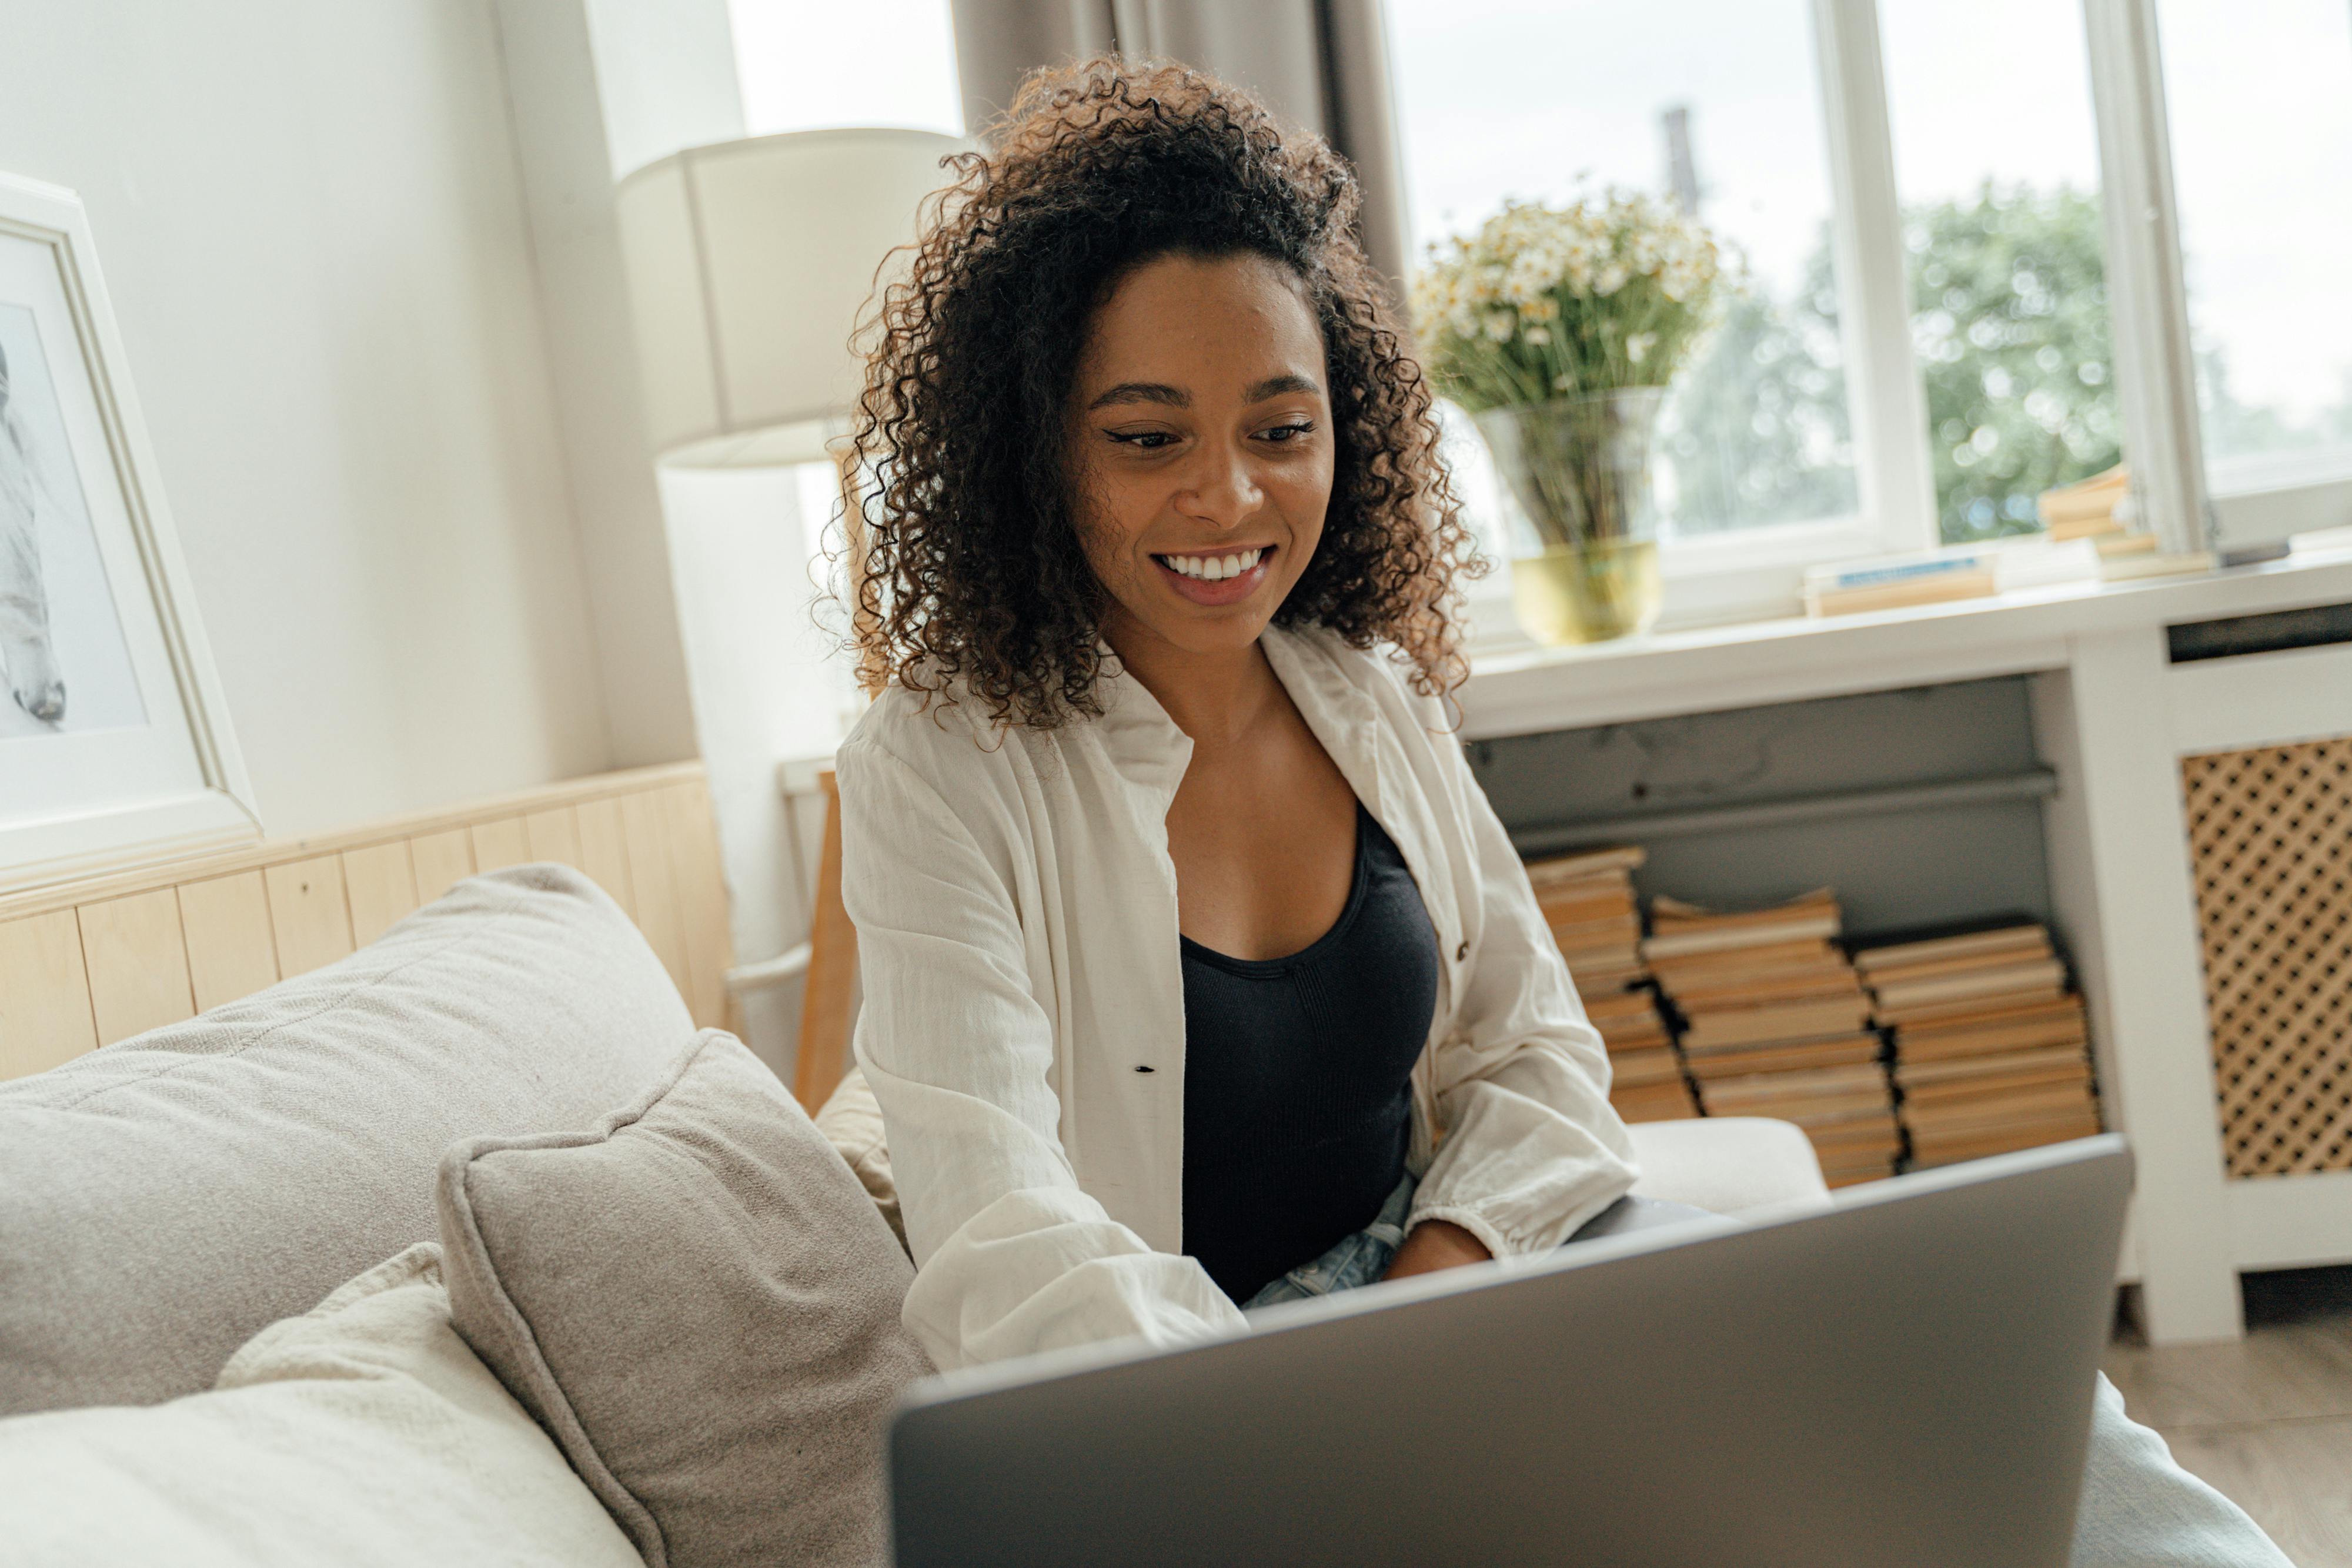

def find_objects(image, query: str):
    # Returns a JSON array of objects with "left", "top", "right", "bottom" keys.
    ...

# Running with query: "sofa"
[{"left": 0, "top": 862, "right": 1829, "bottom": 1566}]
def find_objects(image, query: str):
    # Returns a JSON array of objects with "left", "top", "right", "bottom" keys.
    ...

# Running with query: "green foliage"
[
  {"left": 1658, "top": 248, "right": 1856, "bottom": 536},
  {"left": 1906, "top": 183, "right": 2122, "bottom": 541},
  {"left": 1661, "top": 182, "right": 2127, "bottom": 544}
]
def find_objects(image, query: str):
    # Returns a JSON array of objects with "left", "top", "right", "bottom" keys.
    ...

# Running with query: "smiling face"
[{"left": 1065, "top": 250, "right": 1335, "bottom": 664}]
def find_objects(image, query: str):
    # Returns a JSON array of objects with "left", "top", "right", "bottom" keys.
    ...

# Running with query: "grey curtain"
[{"left": 947, "top": 0, "right": 1415, "bottom": 305}]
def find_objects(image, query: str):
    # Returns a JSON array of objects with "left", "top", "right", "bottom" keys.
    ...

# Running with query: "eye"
[
  {"left": 1105, "top": 429, "right": 1178, "bottom": 450},
  {"left": 1258, "top": 420, "right": 1317, "bottom": 444}
]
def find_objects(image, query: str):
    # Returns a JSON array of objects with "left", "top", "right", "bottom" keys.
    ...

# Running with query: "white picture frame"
[{"left": 0, "top": 172, "right": 258, "bottom": 891}]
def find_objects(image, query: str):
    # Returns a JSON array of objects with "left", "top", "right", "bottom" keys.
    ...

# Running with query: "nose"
[{"left": 1175, "top": 440, "right": 1262, "bottom": 531}]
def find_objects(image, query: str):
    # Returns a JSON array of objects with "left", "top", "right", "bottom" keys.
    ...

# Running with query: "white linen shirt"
[{"left": 836, "top": 621, "right": 1638, "bottom": 1371}]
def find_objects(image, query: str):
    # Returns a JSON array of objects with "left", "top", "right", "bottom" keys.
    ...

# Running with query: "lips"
[{"left": 1152, "top": 545, "right": 1275, "bottom": 606}]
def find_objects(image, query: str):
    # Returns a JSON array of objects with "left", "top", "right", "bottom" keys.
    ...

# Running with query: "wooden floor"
[{"left": 2103, "top": 1265, "right": 2352, "bottom": 1566}]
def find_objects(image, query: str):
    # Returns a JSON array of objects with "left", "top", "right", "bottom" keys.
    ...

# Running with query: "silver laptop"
[{"left": 888, "top": 1135, "right": 2132, "bottom": 1568}]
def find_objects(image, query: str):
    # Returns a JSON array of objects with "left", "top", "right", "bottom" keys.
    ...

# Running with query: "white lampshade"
[{"left": 616, "top": 128, "right": 969, "bottom": 469}]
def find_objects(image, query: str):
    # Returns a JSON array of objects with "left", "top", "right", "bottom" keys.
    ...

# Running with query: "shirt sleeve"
[
  {"left": 836, "top": 734, "right": 1245, "bottom": 1370},
  {"left": 1405, "top": 732, "right": 1641, "bottom": 1258}
]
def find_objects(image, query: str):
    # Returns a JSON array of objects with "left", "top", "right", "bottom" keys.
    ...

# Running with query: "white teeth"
[{"left": 1162, "top": 548, "right": 1262, "bottom": 581}]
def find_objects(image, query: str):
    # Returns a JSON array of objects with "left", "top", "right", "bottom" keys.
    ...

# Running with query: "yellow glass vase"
[
  {"left": 1476, "top": 389, "right": 1668, "bottom": 644},
  {"left": 1509, "top": 538, "right": 1663, "bottom": 644}
]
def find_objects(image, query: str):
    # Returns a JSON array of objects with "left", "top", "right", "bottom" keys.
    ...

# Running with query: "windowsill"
[{"left": 1459, "top": 536, "right": 2352, "bottom": 741}]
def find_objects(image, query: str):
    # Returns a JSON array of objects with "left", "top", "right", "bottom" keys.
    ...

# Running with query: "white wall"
[{"left": 0, "top": 1, "right": 613, "bottom": 835}]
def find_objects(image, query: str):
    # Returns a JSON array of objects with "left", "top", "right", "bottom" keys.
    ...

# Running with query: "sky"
[{"left": 726, "top": 0, "right": 2351, "bottom": 442}]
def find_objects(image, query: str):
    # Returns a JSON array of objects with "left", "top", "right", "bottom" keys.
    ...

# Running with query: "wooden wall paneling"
[
  {"left": 470, "top": 817, "right": 530, "bottom": 874},
  {"left": 0, "top": 911, "right": 99, "bottom": 1078},
  {"left": 410, "top": 829, "right": 475, "bottom": 905},
  {"left": 178, "top": 871, "right": 280, "bottom": 1013},
  {"left": 618, "top": 789, "right": 689, "bottom": 999},
  {"left": 264, "top": 855, "right": 355, "bottom": 979},
  {"left": 343, "top": 841, "right": 421, "bottom": 947},
  {"left": 77, "top": 888, "right": 197, "bottom": 1047},
  {"left": 574, "top": 796, "right": 635, "bottom": 917},
  {"left": 657, "top": 779, "right": 733, "bottom": 1029},
  {"left": 524, "top": 806, "right": 583, "bottom": 870}
]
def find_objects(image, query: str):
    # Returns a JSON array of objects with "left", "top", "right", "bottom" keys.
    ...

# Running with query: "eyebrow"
[
  {"left": 1087, "top": 382, "right": 1189, "bottom": 410},
  {"left": 1245, "top": 373, "right": 1322, "bottom": 402},
  {"left": 1084, "top": 373, "right": 1324, "bottom": 412}
]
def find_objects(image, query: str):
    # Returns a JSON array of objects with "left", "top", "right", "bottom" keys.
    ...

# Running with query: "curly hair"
[{"left": 842, "top": 55, "right": 1484, "bottom": 731}]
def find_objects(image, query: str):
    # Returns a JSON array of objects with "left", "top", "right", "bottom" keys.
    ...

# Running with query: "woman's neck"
[{"left": 1101, "top": 614, "right": 1281, "bottom": 752}]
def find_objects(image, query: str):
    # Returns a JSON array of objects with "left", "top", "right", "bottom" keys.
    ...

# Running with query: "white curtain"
[{"left": 947, "top": 0, "right": 1415, "bottom": 306}]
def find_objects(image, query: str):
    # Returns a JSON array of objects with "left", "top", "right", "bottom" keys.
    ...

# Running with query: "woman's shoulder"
[
  {"left": 837, "top": 676, "right": 1041, "bottom": 813},
  {"left": 844, "top": 678, "right": 994, "bottom": 764},
  {"left": 1265, "top": 622, "right": 1458, "bottom": 737}
]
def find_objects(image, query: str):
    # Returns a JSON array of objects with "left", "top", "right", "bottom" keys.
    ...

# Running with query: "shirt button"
[{"left": 1455, "top": 940, "right": 1470, "bottom": 962}]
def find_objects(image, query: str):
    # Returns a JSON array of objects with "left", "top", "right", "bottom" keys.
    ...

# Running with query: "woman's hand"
[{"left": 1380, "top": 1219, "right": 1494, "bottom": 1281}]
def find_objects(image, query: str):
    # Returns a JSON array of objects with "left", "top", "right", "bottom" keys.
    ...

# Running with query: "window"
[
  {"left": 2154, "top": 0, "right": 2352, "bottom": 491},
  {"left": 1387, "top": 0, "right": 2350, "bottom": 634},
  {"left": 1390, "top": 0, "right": 1860, "bottom": 553},
  {"left": 729, "top": 0, "right": 964, "bottom": 138},
  {"left": 1880, "top": 0, "right": 2119, "bottom": 543}
]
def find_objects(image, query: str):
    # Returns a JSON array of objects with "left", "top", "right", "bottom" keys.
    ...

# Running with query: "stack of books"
[
  {"left": 1524, "top": 844, "right": 1648, "bottom": 998},
  {"left": 1803, "top": 550, "right": 1996, "bottom": 618},
  {"left": 2037, "top": 464, "right": 2207, "bottom": 579},
  {"left": 2038, "top": 464, "right": 2131, "bottom": 544},
  {"left": 1643, "top": 890, "right": 1899, "bottom": 1186},
  {"left": 1525, "top": 844, "right": 1692, "bottom": 1123},
  {"left": 1854, "top": 920, "right": 2101, "bottom": 1168},
  {"left": 1583, "top": 987, "right": 1697, "bottom": 1123}
]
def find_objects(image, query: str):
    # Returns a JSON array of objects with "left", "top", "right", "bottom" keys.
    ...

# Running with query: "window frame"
[{"left": 2083, "top": 0, "right": 2352, "bottom": 561}]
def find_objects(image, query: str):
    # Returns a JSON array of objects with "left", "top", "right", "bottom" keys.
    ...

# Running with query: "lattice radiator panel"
[{"left": 2181, "top": 737, "right": 2352, "bottom": 1178}]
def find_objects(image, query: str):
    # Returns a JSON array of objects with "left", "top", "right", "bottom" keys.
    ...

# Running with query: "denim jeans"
[{"left": 1245, "top": 1173, "right": 2290, "bottom": 1567}]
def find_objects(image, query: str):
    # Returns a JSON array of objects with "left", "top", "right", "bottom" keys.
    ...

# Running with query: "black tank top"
[{"left": 1179, "top": 801, "right": 1442, "bottom": 1304}]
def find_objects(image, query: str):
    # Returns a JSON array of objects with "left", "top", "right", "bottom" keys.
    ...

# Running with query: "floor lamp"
[{"left": 616, "top": 126, "right": 968, "bottom": 1108}]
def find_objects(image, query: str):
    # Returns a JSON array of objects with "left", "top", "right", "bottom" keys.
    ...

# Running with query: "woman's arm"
[
  {"left": 837, "top": 734, "right": 1244, "bottom": 1370},
  {"left": 1401, "top": 735, "right": 1641, "bottom": 1261}
]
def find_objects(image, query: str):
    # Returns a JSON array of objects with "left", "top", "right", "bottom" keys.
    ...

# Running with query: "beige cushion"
[
  {"left": 1626, "top": 1117, "right": 1833, "bottom": 1216},
  {"left": 816, "top": 1064, "right": 906, "bottom": 1250},
  {"left": 0, "top": 864, "right": 696, "bottom": 1418},
  {"left": 438, "top": 1028, "right": 932, "bottom": 1568},
  {"left": 0, "top": 1243, "right": 642, "bottom": 1568}
]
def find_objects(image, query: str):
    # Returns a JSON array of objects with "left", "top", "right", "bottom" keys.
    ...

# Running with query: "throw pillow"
[
  {"left": 438, "top": 1028, "right": 932, "bottom": 1568},
  {"left": 0, "top": 862, "right": 696, "bottom": 1416},
  {"left": 815, "top": 1064, "right": 906, "bottom": 1250},
  {"left": 0, "top": 1244, "right": 642, "bottom": 1567}
]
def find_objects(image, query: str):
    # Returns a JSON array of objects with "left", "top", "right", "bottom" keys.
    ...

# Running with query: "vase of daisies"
[{"left": 1414, "top": 194, "right": 1734, "bottom": 644}]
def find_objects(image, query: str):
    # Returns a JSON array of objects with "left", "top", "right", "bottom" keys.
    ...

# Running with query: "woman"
[{"left": 834, "top": 56, "right": 2286, "bottom": 1566}]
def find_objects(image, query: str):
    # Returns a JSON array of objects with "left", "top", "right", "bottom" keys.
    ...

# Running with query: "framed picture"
[{"left": 0, "top": 172, "right": 256, "bottom": 892}]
